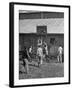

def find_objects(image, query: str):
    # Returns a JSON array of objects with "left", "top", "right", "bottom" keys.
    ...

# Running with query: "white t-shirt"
[
  {"left": 29, "top": 47, "right": 32, "bottom": 53},
  {"left": 37, "top": 47, "right": 43, "bottom": 56},
  {"left": 58, "top": 46, "right": 63, "bottom": 54}
]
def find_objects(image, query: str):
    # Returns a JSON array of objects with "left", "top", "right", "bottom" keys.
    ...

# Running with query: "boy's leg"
[
  {"left": 60, "top": 54, "right": 62, "bottom": 63},
  {"left": 24, "top": 59, "right": 29, "bottom": 74},
  {"left": 40, "top": 56, "right": 43, "bottom": 64},
  {"left": 57, "top": 55, "right": 59, "bottom": 62},
  {"left": 38, "top": 56, "right": 41, "bottom": 67}
]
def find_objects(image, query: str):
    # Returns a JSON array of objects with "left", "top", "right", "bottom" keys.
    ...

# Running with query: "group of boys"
[{"left": 21, "top": 39, "right": 63, "bottom": 74}]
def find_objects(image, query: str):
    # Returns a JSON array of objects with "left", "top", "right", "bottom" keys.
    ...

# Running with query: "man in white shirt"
[
  {"left": 44, "top": 42, "right": 48, "bottom": 56},
  {"left": 37, "top": 46, "right": 43, "bottom": 66},
  {"left": 42, "top": 42, "right": 48, "bottom": 62},
  {"left": 57, "top": 46, "right": 63, "bottom": 63},
  {"left": 29, "top": 46, "right": 32, "bottom": 53},
  {"left": 29, "top": 46, "right": 32, "bottom": 58}
]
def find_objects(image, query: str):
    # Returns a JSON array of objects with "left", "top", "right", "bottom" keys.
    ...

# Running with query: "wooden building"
[{"left": 19, "top": 11, "right": 64, "bottom": 56}]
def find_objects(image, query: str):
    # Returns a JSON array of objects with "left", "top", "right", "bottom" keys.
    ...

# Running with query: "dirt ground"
[{"left": 19, "top": 60, "right": 64, "bottom": 79}]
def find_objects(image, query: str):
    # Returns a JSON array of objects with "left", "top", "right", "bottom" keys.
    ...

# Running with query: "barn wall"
[{"left": 19, "top": 18, "right": 64, "bottom": 33}]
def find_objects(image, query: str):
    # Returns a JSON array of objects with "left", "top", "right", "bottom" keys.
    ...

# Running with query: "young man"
[
  {"left": 43, "top": 42, "right": 48, "bottom": 61},
  {"left": 57, "top": 46, "right": 63, "bottom": 63},
  {"left": 44, "top": 42, "right": 48, "bottom": 56},
  {"left": 29, "top": 46, "right": 32, "bottom": 58},
  {"left": 22, "top": 46, "right": 29, "bottom": 74},
  {"left": 37, "top": 46, "right": 43, "bottom": 67},
  {"left": 37, "top": 38, "right": 42, "bottom": 46}
]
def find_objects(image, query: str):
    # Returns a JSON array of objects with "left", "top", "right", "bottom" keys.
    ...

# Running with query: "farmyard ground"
[{"left": 19, "top": 60, "right": 64, "bottom": 79}]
